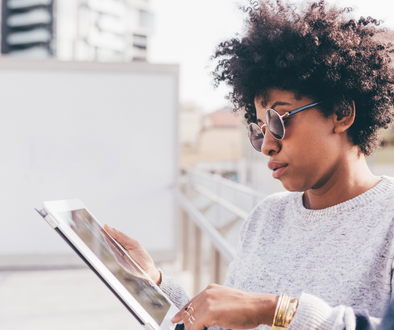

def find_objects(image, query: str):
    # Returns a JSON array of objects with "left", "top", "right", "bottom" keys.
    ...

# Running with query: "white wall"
[{"left": 0, "top": 59, "right": 178, "bottom": 262}]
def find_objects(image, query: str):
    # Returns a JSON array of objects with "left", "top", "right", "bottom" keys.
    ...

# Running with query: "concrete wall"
[{"left": 0, "top": 59, "right": 179, "bottom": 268}]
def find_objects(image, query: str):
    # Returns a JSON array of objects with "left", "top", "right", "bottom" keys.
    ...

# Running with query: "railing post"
[
  {"left": 210, "top": 245, "right": 221, "bottom": 284},
  {"left": 180, "top": 171, "right": 191, "bottom": 272},
  {"left": 181, "top": 209, "right": 190, "bottom": 271},
  {"left": 193, "top": 224, "right": 202, "bottom": 295}
]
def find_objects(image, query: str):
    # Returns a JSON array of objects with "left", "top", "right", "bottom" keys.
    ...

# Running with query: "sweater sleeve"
[
  {"left": 288, "top": 293, "right": 381, "bottom": 330},
  {"left": 158, "top": 272, "right": 190, "bottom": 310},
  {"left": 288, "top": 257, "right": 394, "bottom": 330}
]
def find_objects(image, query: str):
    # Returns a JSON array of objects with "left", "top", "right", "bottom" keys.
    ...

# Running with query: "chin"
[{"left": 279, "top": 177, "right": 310, "bottom": 192}]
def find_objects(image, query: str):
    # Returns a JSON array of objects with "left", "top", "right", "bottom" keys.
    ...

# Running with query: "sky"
[{"left": 149, "top": 0, "right": 394, "bottom": 113}]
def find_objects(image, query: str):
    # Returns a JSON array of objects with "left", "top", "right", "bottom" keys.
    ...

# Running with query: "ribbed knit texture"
[{"left": 160, "top": 176, "right": 394, "bottom": 329}]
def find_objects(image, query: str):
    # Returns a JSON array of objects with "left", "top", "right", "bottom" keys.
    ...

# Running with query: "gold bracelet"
[
  {"left": 277, "top": 294, "right": 290, "bottom": 327},
  {"left": 272, "top": 294, "right": 283, "bottom": 329},
  {"left": 273, "top": 293, "right": 288, "bottom": 329},
  {"left": 284, "top": 297, "right": 299, "bottom": 327},
  {"left": 272, "top": 294, "right": 299, "bottom": 330}
]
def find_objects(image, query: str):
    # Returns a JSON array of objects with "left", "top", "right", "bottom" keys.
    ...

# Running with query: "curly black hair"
[{"left": 212, "top": 0, "right": 394, "bottom": 155}]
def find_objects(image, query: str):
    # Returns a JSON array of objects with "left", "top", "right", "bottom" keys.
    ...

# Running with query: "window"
[{"left": 133, "top": 34, "right": 146, "bottom": 49}]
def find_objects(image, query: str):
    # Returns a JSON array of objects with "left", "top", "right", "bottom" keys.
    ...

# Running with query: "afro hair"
[{"left": 212, "top": 0, "right": 394, "bottom": 155}]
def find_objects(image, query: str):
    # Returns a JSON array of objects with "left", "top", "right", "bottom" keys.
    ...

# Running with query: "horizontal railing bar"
[
  {"left": 193, "top": 184, "right": 249, "bottom": 220},
  {"left": 182, "top": 167, "right": 266, "bottom": 199},
  {"left": 217, "top": 216, "right": 242, "bottom": 234},
  {"left": 173, "top": 188, "right": 236, "bottom": 262}
]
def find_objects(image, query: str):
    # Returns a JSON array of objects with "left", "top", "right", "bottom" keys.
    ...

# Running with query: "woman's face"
[{"left": 254, "top": 88, "right": 346, "bottom": 192}]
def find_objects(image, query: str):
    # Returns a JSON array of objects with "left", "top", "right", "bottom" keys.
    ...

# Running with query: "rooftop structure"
[{"left": 1, "top": 0, "right": 152, "bottom": 61}]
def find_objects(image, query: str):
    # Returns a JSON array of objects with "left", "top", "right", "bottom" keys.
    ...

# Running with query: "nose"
[{"left": 261, "top": 130, "right": 281, "bottom": 156}]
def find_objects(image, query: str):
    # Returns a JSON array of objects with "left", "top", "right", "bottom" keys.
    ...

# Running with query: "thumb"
[{"left": 104, "top": 224, "right": 142, "bottom": 251}]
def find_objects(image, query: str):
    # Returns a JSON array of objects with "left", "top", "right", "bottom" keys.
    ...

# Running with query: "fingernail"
[{"left": 107, "top": 225, "right": 115, "bottom": 230}]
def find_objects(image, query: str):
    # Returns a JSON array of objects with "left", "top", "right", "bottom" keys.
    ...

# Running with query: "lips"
[
  {"left": 268, "top": 161, "right": 288, "bottom": 179},
  {"left": 268, "top": 161, "right": 288, "bottom": 171}
]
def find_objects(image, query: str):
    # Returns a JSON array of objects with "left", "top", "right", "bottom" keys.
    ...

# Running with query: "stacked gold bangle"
[{"left": 272, "top": 293, "right": 299, "bottom": 330}]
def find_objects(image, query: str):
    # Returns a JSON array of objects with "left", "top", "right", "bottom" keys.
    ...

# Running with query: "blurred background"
[{"left": 0, "top": 0, "right": 393, "bottom": 329}]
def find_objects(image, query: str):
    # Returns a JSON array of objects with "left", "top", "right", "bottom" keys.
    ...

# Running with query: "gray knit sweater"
[{"left": 160, "top": 176, "right": 394, "bottom": 330}]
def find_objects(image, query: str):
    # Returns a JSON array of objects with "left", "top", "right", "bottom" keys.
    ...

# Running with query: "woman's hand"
[
  {"left": 103, "top": 224, "right": 161, "bottom": 285},
  {"left": 100, "top": 228, "right": 145, "bottom": 279},
  {"left": 171, "top": 283, "right": 278, "bottom": 330}
]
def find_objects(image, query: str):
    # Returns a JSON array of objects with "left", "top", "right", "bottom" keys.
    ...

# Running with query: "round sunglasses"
[{"left": 248, "top": 101, "right": 324, "bottom": 152}]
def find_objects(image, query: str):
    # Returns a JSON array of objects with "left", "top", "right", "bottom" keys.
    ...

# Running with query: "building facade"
[{"left": 1, "top": 0, "right": 151, "bottom": 61}]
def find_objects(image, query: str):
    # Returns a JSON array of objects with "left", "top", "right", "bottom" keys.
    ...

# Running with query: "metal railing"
[{"left": 174, "top": 167, "right": 266, "bottom": 295}]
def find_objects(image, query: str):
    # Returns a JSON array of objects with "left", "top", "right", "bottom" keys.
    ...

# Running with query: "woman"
[{"left": 105, "top": 1, "right": 394, "bottom": 329}]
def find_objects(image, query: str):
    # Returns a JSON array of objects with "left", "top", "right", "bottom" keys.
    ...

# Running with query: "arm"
[
  {"left": 169, "top": 219, "right": 387, "bottom": 330},
  {"left": 159, "top": 271, "right": 190, "bottom": 309},
  {"left": 288, "top": 293, "right": 382, "bottom": 330},
  {"left": 289, "top": 259, "right": 394, "bottom": 329},
  {"left": 170, "top": 288, "right": 387, "bottom": 330}
]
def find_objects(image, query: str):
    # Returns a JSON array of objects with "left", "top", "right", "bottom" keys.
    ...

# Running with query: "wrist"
[{"left": 255, "top": 293, "right": 280, "bottom": 326}]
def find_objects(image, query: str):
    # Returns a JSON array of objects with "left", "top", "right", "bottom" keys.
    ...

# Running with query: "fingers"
[
  {"left": 182, "top": 307, "right": 193, "bottom": 329},
  {"left": 172, "top": 299, "right": 208, "bottom": 330},
  {"left": 187, "top": 304, "right": 204, "bottom": 330},
  {"left": 104, "top": 224, "right": 142, "bottom": 251},
  {"left": 103, "top": 224, "right": 161, "bottom": 284},
  {"left": 186, "top": 308, "right": 206, "bottom": 330},
  {"left": 171, "top": 309, "right": 183, "bottom": 323},
  {"left": 172, "top": 296, "right": 200, "bottom": 323},
  {"left": 172, "top": 301, "right": 194, "bottom": 324}
]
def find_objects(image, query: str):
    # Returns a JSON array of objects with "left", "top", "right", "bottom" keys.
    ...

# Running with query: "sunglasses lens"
[
  {"left": 266, "top": 109, "right": 284, "bottom": 139},
  {"left": 248, "top": 123, "right": 265, "bottom": 152}
]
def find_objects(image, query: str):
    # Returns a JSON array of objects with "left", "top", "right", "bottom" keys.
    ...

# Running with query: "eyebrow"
[
  {"left": 256, "top": 101, "right": 292, "bottom": 124},
  {"left": 260, "top": 101, "right": 291, "bottom": 109}
]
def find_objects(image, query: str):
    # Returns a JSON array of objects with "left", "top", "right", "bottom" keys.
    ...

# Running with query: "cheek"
[
  {"left": 280, "top": 123, "right": 336, "bottom": 190},
  {"left": 284, "top": 124, "right": 322, "bottom": 158},
  {"left": 287, "top": 117, "right": 333, "bottom": 157}
]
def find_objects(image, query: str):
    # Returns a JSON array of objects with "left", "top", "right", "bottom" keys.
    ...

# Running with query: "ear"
[{"left": 333, "top": 100, "right": 355, "bottom": 134}]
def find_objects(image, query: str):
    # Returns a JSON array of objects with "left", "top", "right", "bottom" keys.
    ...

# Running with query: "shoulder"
[
  {"left": 252, "top": 190, "right": 300, "bottom": 218},
  {"left": 382, "top": 175, "right": 394, "bottom": 191},
  {"left": 256, "top": 190, "right": 296, "bottom": 208},
  {"left": 378, "top": 176, "right": 394, "bottom": 215},
  {"left": 374, "top": 176, "right": 394, "bottom": 204}
]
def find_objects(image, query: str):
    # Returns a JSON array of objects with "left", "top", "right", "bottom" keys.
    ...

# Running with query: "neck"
[{"left": 303, "top": 151, "right": 380, "bottom": 210}]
